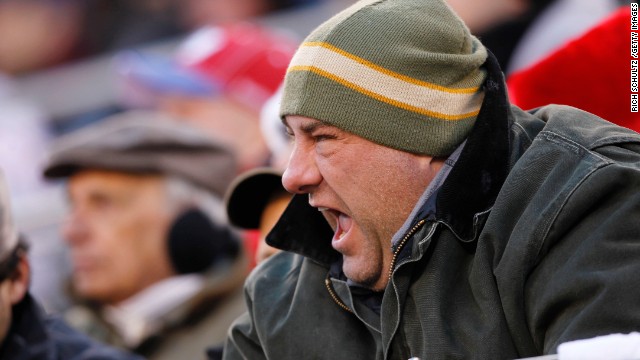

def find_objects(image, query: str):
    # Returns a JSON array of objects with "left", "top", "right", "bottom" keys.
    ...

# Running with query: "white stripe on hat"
[{"left": 287, "top": 42, "right": 484, "bottom": 121}]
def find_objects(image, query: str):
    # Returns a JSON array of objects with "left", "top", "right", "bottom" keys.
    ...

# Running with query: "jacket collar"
[
  {"left": 435, "top": 51, "right": 512, "bottom": 242},
  {"left": 1, "top": 293, "right": 52, "bottom": 357},
  {"left": 267, "top": 193, "right": 338, "bottom": 264},
  {"left": 267, "top": 52, "right": 512, "bottom": 265}
]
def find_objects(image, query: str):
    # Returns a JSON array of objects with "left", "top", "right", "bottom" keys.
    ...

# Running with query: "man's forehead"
[{"left": 67, "top": 169, "right": 165, "bottom": 194}]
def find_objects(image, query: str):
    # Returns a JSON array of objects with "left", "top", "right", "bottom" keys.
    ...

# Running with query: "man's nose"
[
  {"left": 282, "top": 143, "right": 322, "bottom": 194},
  {"left": 61, "top": 210, "right": 89, "bottom": 246}
]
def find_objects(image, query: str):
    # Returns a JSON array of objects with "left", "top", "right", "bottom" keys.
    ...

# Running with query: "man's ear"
[{"left": 8, "top": 256, "right": 29, "bottom": 305}]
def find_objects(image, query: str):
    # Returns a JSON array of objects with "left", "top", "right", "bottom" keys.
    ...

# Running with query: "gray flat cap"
[
  {"left": 43, "top": 110, "right": 238, "bottom": 197},
  {"left": 0, "top": 170, "right": 18, "bottom": 263}
]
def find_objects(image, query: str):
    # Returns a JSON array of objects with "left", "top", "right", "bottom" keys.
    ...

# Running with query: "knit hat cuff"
[{"left": 281, "top": 64, "right": 485, "bottom": 156}]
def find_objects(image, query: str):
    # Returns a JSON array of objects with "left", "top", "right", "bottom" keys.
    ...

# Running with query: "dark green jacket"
[{"left": 224, "top": 56, "right": 640, "bottom": 359}]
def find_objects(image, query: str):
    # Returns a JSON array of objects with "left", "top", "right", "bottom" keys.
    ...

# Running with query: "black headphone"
[{"left": 167, "top": 208, "right": 240, "bottom": 275}]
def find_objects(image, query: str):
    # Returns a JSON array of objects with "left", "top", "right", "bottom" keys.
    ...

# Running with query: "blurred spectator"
[
  {"left": 177, "top": 0, "right": 319, "bottom": 28},
  {"left": 0, "top": 0, "right": 350, "bottom": 323},
  {"left": 0, "top": 0, "right": 83, "bottom": 75},
  {"left": 504, "top": 0, "right": 622, "bottom": 73},
  {"left": 507, "top": 6, "right": 640, "bottom": 133},
  {"left": 224, "top": 83, "right": 295, "bottom": 266},
  {"left": 42, "top": 111, "right": 247, "bottom": 359},
  {"left": 0, "top": 169, "right": 142, "bottom": 359},
  {"left": 444, "top": 0, "right": 531, "bottom": 35},
  {"left": 75, "top": 0, "right": 184, "bottom": 58},
  {"left": 0, "top": 0, "right": 327, "bottom": 76},
  {"left": 259, "top": 85, "right": 293, "bottom": 170},
  {"left": 447, "top": 0, "right": 623, "bottom": 74},
  {"left": 0, "top": 0, "right": 187, "bottom": 75},
  {"left": 226, "top": 168, "right": 290, "bottom": 264},
  {"left": 0, "top": 73, "right": 73, "bottom": 315},
  {"left": 0, "top": 76, "right": 51, "bottom": 200},
  {"left": 116, "top": 24, "right": 298, "bottom": 172}
]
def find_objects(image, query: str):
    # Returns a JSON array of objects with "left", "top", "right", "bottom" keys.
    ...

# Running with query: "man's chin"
[
  {"left": 73, "top": 277, "right": 115, "bottom": 302},
  {"left": 342, "top": 262, "right": 384, "bottom": 290}
]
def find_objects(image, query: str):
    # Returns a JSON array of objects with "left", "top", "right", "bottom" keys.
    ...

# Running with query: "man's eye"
[
  {"left": 89, "top": 195, "right": 115, "bottom": 210},
  {"left": 314, "top": 134, "right": 337, "bottom": 142}
]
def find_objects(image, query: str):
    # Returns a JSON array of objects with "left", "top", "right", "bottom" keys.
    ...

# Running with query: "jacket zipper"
[
  {"left": 387, "top": 219, "right": 427, "bottom": 282},
  {"left": 325, "top": 278, "right": 353, "bottom": 313},
  {"left": 384, "top": 219, "right": 429, "bottom": 360}
]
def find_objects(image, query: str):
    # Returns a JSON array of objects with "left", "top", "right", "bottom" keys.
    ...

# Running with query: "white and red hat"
[
  {"left": 117, "top": 23, "right": 298, "bottom": 112},
  {"left": 507, "top": 6, "right": 640, "bottom": 132}
]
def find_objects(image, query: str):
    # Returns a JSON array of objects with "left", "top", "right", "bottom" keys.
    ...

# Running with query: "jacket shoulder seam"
[{"left": 538, "top": 130, "right": 611, "bottom": 164}]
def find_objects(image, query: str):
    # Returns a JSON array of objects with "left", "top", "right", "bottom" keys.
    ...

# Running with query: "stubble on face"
[
  {"left": 334, "top": 153, "right": 434, "bottom": 289},
  {"left": 283, "top": 116, "right": 443, "bottom": 291}
]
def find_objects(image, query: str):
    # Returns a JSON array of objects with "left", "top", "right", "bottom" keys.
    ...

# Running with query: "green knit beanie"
[{"left": 280, "top": 0, "right": 488, "bottom": 156}]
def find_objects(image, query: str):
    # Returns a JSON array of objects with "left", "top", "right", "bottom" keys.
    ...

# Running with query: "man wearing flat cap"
[
  {"left": 0, "top": 170, "right": 143, "bottom": 359},
  {"left": 43, "top": 111, "right": 247, "bottom": 360},
  {"left": 222, "top": 0, "right": 640, "bottom": 359}
]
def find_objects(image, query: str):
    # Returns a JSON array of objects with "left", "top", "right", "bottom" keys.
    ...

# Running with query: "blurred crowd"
[{"left": 0, "top": 0, "right": 636, "bottom": 358}]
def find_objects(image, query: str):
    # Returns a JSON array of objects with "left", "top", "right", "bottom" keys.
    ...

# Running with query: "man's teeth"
[
  {"left": 338, "top": 231, "right": 346, "bottom": 240},
  {"left": 317, "top": 207, "right": 329, "bottom": 212}
]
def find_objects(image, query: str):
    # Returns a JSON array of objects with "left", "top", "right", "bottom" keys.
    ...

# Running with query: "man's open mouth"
[{"left": 317, "top": 207, "right": 353, "bottom": 247}]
